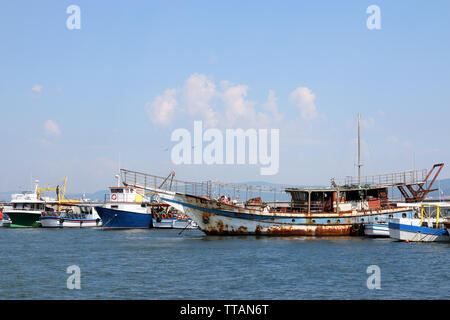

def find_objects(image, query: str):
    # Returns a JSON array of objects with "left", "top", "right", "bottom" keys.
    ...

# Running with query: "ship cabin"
[
  {"left": 108, "top": 186, "right": 146, "bottom": 203},
  {"left": 284, "top": 186, "right": 389, "bottom": 214}
]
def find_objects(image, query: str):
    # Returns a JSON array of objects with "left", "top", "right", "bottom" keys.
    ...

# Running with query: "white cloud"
[
  {"left": 387, "top": 136, "right": 400, "bottom": 144},
  {"left": 43, "top": 120, "right": 61, "bottom": 137},
  {"left": 182, "top": 73, "right": 218, "bottom": 127},
  {"left": 261, "top": 90, "right": 283, "bottom": 122},
  {"left": 31, "top": 84, "right": 44, "bottom": 97},
  {"left": 146, "top": 89, "right": 178, "bottom": 125},
  {"left": 289, "top": 87, "right": 318, "bottom": 120},
  {"left": 360, "top": 116, "right": 375, "bottom": 129},
  {"left": 387, "top": 135, "right": 412, "bottom": 148},
  {"left": 222, "top": 83, "right": 256, "bottom": 125},
  {"left": 146, "top": 74, "right": 285, "bottom": 128}
]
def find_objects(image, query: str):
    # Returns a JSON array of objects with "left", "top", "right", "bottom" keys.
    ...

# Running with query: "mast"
[{"left": 358, "top": 113, "right": 362, "bottom": 188}]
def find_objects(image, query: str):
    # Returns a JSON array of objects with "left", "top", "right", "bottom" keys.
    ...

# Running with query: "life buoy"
[
  {"left": 183, "top": 215, "right": 189, "bottom": 221},
  {"left": 153, "top": 212, "right": 160, "bottom": 220},
  {"left": 111, "top": 194, "right": 117, "bottom": 200},
  {"left": 177, "top": 214, "right": 183, "bottom": 221},
  {"left": 161, "top": 213, "right": 167, "bottom": 219},
  {"left": 167, "top": 212, "right": 173, "bottom": 219}
]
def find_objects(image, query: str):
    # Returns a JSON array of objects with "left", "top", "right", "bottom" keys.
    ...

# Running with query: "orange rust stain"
[
  {"left": 216, "top": 220, "right": 224, "bottom": 233},
  {"left": 265, "top": 224, "right": 352, "bottom": 236},
  {"left": 237, "top": 226, "right": 248, "bottom": 233}
]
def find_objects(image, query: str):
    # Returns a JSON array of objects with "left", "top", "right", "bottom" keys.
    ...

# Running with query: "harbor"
[{"left": 1, "top": 1, "right": 449, "bottom": 304}]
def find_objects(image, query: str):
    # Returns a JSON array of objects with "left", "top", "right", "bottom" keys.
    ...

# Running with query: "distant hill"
[
  {"left": 425, "top": 178, "right": 450, "bottom": 199},
  {"left": 1, "top": 179, "right": 448, "bottom": 202},
  {"left": 0, "top": 190, "right": 108, "bottom": 202}
]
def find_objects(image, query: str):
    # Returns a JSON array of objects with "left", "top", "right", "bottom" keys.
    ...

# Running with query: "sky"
[{"left": 0, "top": 0, "right": 449, "bottom": 193}]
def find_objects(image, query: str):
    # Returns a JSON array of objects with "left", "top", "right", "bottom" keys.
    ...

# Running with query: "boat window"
[
  {"left": 111, "top": 205, "right": 119, "bottom": 209},
  {"left": 111, "top": 189, "right": 123, "bottom": 193}
]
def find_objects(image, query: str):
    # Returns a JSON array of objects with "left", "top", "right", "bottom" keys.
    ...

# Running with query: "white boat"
[
  {"left": 4, "top": 181, "right": 56, "bottom": 228},
  {"left": 152, "top": 207, "right": 199, "bottom": 229},
  {"left": 388, "top": 203, "right": 450, "bottom": 242},
  {"left": 40, "top": 205, "right": 102, "bottom": 228},
  {"left": 364, "top": 206, "right": 414, "bottom": 237}
]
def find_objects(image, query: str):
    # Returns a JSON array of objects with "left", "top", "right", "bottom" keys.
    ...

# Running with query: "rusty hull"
[{"left": 160, "top": 192, "right": 374, "bottom": 236}]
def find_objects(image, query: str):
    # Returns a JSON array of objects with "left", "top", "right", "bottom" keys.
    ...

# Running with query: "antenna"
[{"left": 357, "top": 113, "right": 362, "bottom": 187}]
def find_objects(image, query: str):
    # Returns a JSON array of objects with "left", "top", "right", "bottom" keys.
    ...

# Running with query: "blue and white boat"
[
  {"left": 389, "top": 203, "right": 450, "bottom": 242},
  {"left": 364, "top": 208, "right": 413, "bottom": 237},
  {"left": 96, "top": 186, "right": 153, "bottom": 229},
  {"left": 40, "top": 205, "right": 102, "bottom": 228},
  {"left": 96, "top": 178, "right": 199, "bottom": 229}
]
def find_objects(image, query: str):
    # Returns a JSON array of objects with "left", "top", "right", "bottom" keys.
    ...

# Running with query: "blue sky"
[{"left": 1, "top": 1, "right": 449, "bottom": 193}]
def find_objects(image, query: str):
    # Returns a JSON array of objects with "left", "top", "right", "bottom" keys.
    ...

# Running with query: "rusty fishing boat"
[{"left": 118, "top": 163, "right": 443, "bottom": 236}]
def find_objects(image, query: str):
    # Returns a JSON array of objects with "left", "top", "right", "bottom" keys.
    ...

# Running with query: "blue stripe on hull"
[
  {"left": 96, "top": 207, "right": 152, "bottom": 229},
  {"left": 388, "top": 222, "right": 449, "bottom": 235}
]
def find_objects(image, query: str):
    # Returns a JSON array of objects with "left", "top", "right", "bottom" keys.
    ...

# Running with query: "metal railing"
[
  {"left": 120, "top": 169, "right": 291, "bottom": 203},
  {"left": 336, "top": 169, "right": 428, "bottom": 188}
]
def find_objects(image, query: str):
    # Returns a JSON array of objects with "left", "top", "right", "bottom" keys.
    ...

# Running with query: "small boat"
[
  {"left": 364, "top": 209, "right": 413, "bottom": 237},
  {"left": 388, "top": 203, "right": 450, "bottom": 242},
  {"left": 152, "top": 207, "right": 199, "bottom": 229},
  {"left": 4, "top": 180, "right": 56, "bottom": 228},
  {"left": 40, "top": 205, "right": 102, "bottom": 228},
  {"left": 0, "top": 208, "right": 11, "bottom": 227}
]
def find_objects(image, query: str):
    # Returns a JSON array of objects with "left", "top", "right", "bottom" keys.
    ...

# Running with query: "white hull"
[
  {"left": 40, "top": 216, "right": 102, "bottom": 228},
  {"left": 364, "top": 223, "right": 389, "bottom": 237},
  {"left": 389, "top": 218, "right": 450, "bottom": 242},
  {"left": 61, "top": 219, "right": 102, "bottom": 228},
  {"left": 152, "top": 218, "right": 199, "bottom": 229},
  {"left": 40, "top": 217, "right": 61, "bottom": 228},
  {"left": 0, "top": 220, "right": 11, "bottom": 227}
]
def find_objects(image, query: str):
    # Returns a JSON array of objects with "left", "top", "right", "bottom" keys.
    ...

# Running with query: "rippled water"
[{"left": 0, "top": 228, "right": 448, "bottom": 299}]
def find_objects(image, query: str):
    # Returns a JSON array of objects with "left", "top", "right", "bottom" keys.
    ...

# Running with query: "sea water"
[{"left": 0, "top": 228, "right": 448, "bottom": 299}]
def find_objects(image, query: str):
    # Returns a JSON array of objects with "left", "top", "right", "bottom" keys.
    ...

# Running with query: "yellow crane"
[{"left": 37, "top": 177, "right": 80, "bottom": 205}]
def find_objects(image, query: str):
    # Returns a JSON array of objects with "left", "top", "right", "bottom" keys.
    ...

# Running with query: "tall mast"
[{"left": 358, "top": 113, "right": 362, "bottom": 187}]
